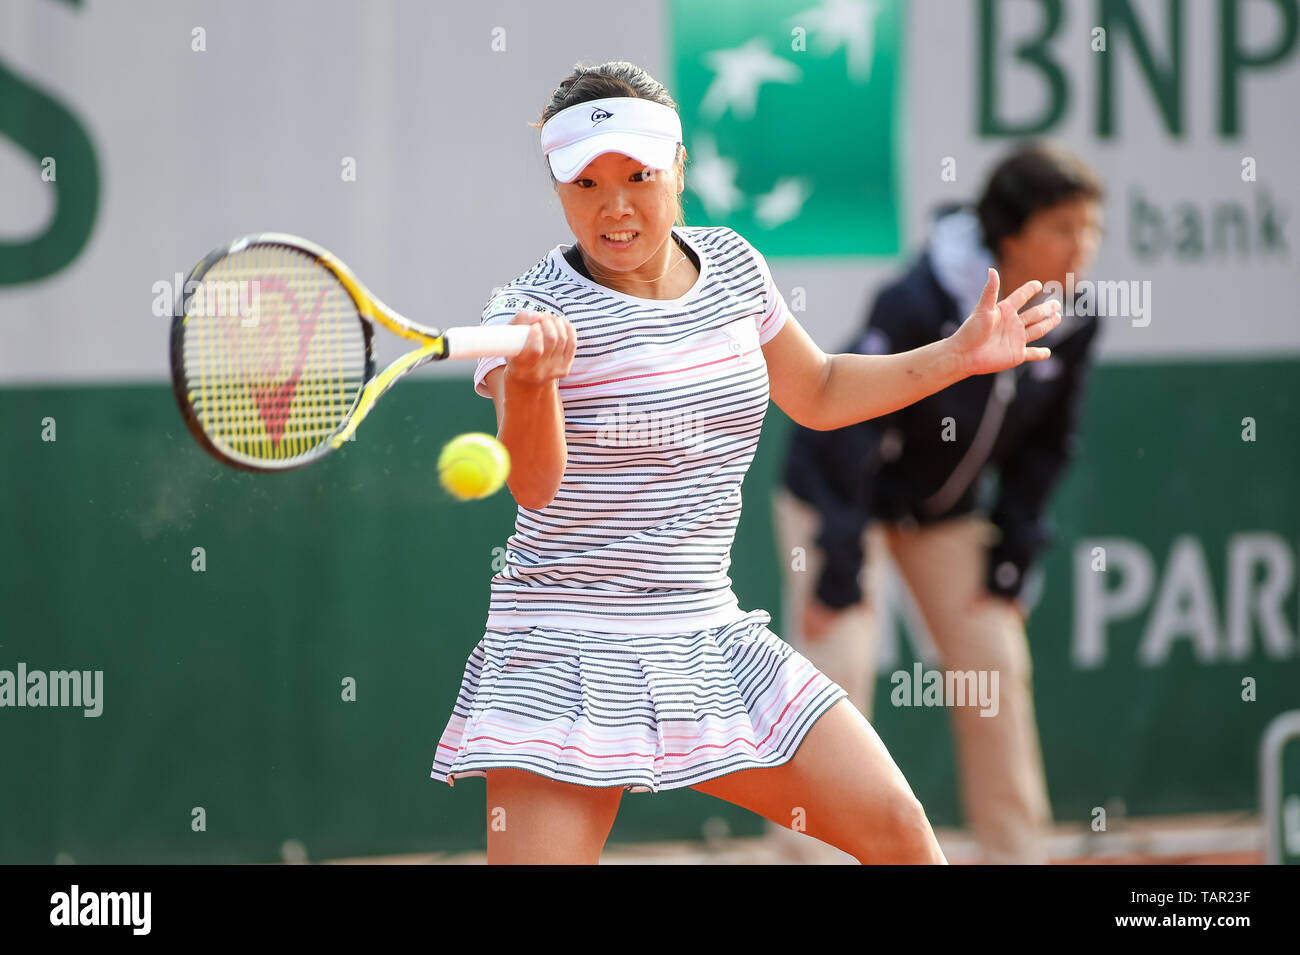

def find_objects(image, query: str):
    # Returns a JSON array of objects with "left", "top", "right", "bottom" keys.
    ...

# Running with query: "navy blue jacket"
[{"left": 781, "top": 249, "right": 1101, "bottom": 608}]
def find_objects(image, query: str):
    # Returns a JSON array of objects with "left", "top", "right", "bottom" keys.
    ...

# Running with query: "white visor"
[{"left": 540, "top": 97, "right": 682, "bottom": 183}]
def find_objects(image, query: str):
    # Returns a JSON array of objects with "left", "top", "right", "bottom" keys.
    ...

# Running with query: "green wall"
[{"left": 1, "top": 359, "right": 1297, "bottom": 862}]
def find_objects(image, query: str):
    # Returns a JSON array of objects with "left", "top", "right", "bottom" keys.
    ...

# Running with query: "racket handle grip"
[{"left": 443, "top": 325, "right": 532, "bottom": 360}]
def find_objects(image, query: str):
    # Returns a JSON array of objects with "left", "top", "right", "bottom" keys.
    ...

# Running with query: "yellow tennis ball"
[{"left": 438, "top": 433, "right": 510, "bottom": 500}]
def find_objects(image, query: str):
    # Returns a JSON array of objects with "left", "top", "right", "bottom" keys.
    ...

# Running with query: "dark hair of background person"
[{"left": 976, "top": 143, "right": 1104, "bottom": 255}]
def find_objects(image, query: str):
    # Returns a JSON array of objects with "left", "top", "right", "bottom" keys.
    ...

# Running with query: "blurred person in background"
[{"left": 772, "top": 143, "right": 1104, "bottom": 864}]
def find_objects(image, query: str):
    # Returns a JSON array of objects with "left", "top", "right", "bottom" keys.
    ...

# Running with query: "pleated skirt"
[{"left": 430, "top": 609, "right": 848, "bottom": 793}]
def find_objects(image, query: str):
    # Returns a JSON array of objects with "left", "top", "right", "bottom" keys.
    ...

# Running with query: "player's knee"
[{"left": 850, "top": 789, "right": 937, "bottom": 864}]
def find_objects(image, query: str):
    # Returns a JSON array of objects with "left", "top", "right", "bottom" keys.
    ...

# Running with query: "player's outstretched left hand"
[{"left": 948, "top": 268, "right": 1062, "bottom": 377}]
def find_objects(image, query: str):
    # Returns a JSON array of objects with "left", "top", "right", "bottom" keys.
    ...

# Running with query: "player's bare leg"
[
  {"left": 690, "top": 699, "right": 947, "bottom": 863},
  {"left": 484, "top": 768, "right": 624, "bottom": 864}
]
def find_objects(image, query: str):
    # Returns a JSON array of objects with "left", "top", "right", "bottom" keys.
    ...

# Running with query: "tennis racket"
[{"left": 169, "top": 233, "right": 530, "bottom": 472}]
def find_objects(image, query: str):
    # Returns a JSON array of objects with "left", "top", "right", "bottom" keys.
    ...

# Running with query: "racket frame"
[{"left": 170, "top": 233, "right": 452, "bottom": 473}]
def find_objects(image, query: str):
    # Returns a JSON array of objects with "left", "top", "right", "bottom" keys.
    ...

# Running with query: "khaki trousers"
[{"left": 771, "top": 487, "right": 1053, "bottom": 864}]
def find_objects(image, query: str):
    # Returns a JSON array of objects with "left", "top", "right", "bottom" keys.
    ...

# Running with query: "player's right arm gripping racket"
[{"left": 170, "top": 233, "right": 531, "bottom": 472}]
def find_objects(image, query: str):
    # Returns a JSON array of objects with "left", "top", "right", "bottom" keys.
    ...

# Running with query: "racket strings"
[{"left": 179, "top": 245, "right": 368, "bottom": 464}]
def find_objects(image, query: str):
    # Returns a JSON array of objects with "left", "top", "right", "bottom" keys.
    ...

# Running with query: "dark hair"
[
  {"left": 975, "top": 143, "right": 1103, "bottom": 255},
  {"left": 530, "top": 61, "right": 687, "bottom": 226}
]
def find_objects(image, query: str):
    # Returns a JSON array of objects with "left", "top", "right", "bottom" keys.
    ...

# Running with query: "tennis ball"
[{"left": 438, "top": 433, "right": 510, "bottom": 500}]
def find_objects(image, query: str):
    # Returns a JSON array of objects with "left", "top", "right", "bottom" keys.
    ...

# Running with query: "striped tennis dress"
[{"left": 431, "top": 225, "right": 847, "bottom": 793}]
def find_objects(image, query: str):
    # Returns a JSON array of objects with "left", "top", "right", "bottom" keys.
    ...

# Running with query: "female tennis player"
[{"left": 430, "top": 61, "right": 1062, "bottom": 865}]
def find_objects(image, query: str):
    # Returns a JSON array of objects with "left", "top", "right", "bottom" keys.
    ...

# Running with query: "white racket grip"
[{"left": 443, "top": 325, "right": 532, "bottom": 360}]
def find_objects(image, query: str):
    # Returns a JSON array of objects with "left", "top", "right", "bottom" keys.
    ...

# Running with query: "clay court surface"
[{"left": 321, "top": 812, "right": 1264, "bottom": 865}]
